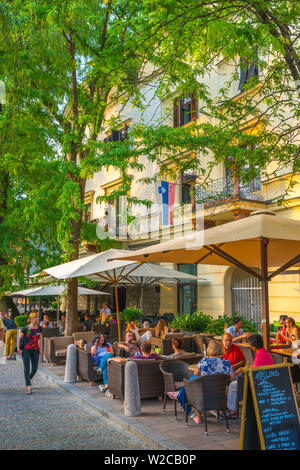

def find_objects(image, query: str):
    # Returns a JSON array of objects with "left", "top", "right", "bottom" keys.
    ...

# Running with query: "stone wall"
[{"left": 126, "top": 285, "right": 160, "bottom": 315}]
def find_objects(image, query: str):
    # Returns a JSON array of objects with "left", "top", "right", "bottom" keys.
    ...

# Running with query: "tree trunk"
[
  {"left": 0, "top": 295, "right": 20, "bottom": 316},
  {"left": 65, "top": 277, "right": 78, "bottom": 336}
]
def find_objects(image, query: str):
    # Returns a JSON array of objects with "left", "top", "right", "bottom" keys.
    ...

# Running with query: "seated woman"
[
  {"left": 169, "top": 340, "right": 232, "bottom": 424},
  {"left": 155, "top": 319, "right": 169, "bottom": 338},
  {"left": 169, "top": 337, "right": 189, "bottom": 358},
  {"left": 280, "top": 317, "right": 299, "bottom": 345},
  {"left": 90, "top": 334, "right": 111, "bottom": 367}
]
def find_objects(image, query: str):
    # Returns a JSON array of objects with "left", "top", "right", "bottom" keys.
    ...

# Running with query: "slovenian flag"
[{"left": 158, "top": 181, "right": 176, "bottom": 225}]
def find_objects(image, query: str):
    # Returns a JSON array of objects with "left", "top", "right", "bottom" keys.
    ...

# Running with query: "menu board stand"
[{"left": 240, "top": 360, "right": 300, "bottom": 450}]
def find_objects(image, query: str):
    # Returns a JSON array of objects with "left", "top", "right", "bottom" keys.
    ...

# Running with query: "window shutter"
[
  {"left": 248, "top": 55, "right": 258, "bottom": 79},
  {"left": 173, "top": 99, "right": 179, "bottom": 127},
  {"left": 191, "top": 94, "right": 197, "bottom": 121},
  {"left": 238, "top": 59, "right": 248, "bottom": 90}
]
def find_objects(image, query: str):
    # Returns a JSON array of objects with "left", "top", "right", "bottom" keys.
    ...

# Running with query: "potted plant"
[{"left": 120, "top": 307, "right": 142, "bottom": 325}]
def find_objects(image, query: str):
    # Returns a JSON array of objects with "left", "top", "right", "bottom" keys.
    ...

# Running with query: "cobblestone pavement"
[{"left": 0, "top": 359, "right": 149, "bottom": 450}]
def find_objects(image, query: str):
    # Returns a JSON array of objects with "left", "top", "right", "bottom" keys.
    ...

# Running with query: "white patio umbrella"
[
  {"left": 34, "top": 248, "right": 202, "bottom": 341},
  {"left": 9, "top": 285, "right": 111, "bottom": 297},
  {"left": 10, "top": 285, "right": 111, "bottom": 321}
]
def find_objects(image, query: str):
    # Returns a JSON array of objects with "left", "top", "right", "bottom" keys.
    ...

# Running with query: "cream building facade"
[{"left": 82, "top": 57, "right": 300, "bottom": 325}]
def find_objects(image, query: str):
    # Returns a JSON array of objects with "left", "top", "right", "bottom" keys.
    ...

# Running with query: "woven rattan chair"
[
  {"left": 44, "top": 336, "right": 74, "bottom": 365},
  {"left": 73, "top": 331, "right": 96, "bottom": 344},
  {"left": 76, "top": 347, "right": 101, "bottom": 385},
  {"left": 184, "top": 374, "right": 230, "bottom": 435},
  {"left": 159, "top": 360, "right": 193, "bottom": 418},
  {"left": 238, "top": 344, "right": 254, "bottom": 365},
  {"left": 107, "top": 358, "right": 164, "bottom": 400},
  {"left": 41, "top": 327, "right": 59, "bottom": 360}
]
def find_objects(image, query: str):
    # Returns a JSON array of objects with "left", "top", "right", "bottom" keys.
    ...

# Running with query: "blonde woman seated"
[
  {"left": 168, "top": 340, "right": 232, "bottom": 424},
  {"left": 280, "top": 317, "right": 299, "bottom": 345},
  {"left": 155, "top": 319, "right": 169, "bottom": 338}
]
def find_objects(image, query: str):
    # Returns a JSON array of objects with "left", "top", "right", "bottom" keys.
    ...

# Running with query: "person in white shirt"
[{"left": 99, "top": 303, "right": 111, "bottom": 324}]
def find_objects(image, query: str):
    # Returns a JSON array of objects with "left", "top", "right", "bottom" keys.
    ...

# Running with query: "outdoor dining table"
[{"left": 270, "top": 348, "right": 295, "bottom": 357}]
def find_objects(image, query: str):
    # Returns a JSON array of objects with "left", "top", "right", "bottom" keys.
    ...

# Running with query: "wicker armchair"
[
  {"left": 41, "top": 327, "right": 59, "bottom": 359},
  {"left": 150, "top": 333, "right": 184, "bottom": 355},
  {"left": 73, "top": 331, "right": 95, "bottom": 345},
  {"left": 192, "top": 334, "right": 214, "bottom": 355},
  {"left": 107, "top": 358, "right": 164, "bottom": 400},
  {"left": 76, "top": 347, "right": 101, "bottom": 385},
  {"left": 238, "top": 345, "right": 254, "bottom": 365},
  {"left": 184, "top": 374, "right": 230, "bottom": 435},
  {"left": 160, "top": 360, "right": 193, "bottom": 418},
  {"left": 43, "top": 336, "right": 74, "bottom": 365}
]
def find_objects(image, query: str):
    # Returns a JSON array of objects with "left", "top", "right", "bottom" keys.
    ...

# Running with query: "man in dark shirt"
[
  {"left": 130, "top": 341, "right": 160, "bottom": 360},
  {"left": 83, "top": 314, "right": 93, "bottom": 332},
  {"left": 3, "top": 312, "right": 17, "bottom": 359}
]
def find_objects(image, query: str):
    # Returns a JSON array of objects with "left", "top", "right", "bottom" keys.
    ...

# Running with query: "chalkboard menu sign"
[{"left": 240, "top": 363, "right": 300, "bottom": 450}]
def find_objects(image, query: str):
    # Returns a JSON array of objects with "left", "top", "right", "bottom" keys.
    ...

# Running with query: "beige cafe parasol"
[
  {"left": 110, "top": 213, "right": 300, "bottom": 349},
  {"left": 34, "top": 249, "right": 201, "bottom": 341}
]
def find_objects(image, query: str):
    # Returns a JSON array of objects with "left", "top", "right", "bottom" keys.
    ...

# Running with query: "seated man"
[
  {"left": 169, "top": 337, "right": 190, "bottom": 359},
  {"left": 226, "top": 317, "right": 251, "bottom": 344},
  {"left": 116, "top": 331, "right": 139, "bottom": 357},
  {"left": 226, "top": 334, "right": 274, "bottom": 418},
  {"left": 83, "top": 314, "right": 93, "bottom": 332},
  {"left": 222, "top": 333, "right": 246, "bottom": 370},
  {"left": 97, "top": 303, "right": 111, "bottom": 325},
  {"left": 40, "top": 315, "right": 53, "bottom": 328},
  {"left": 131, "top": 341, "right": 160, "bottom": 360},
  {"left": 57, "top": 314, "right": 66, "bottom": 336}
]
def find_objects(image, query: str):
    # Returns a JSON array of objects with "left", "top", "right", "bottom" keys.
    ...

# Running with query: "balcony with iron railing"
[{"left": 195, "top": 175, "right": 263, "bottom": 205}]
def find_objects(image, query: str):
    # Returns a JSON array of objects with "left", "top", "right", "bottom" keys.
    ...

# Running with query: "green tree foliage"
[
  {"left": 0, "top": 1, "right": 203, "bottom": 332},
  {"left": 138, "top": 0, "right": 300, "bottom": 197},
  {"left": 0, "top": 9, "right": 63, "bottom": 309}
]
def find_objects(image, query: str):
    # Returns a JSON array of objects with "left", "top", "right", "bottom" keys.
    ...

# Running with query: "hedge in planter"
[
  {"left": 171, "top": 311, "right": 259, "bottom": 335},
  {"left": 171, "top": 311, "right": 212, "bottom": 333},
  {"left": 120, "top": 308, "right": 142, "bottom": 324}
]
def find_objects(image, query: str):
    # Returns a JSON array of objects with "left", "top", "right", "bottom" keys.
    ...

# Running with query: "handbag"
[{"left": 19, "top": 328, "right": 28, "bottom": 350}]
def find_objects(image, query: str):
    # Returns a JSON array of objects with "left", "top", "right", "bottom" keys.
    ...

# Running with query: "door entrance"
[{"left": 231, "top": 269, "right": 262, "bottom": 325}]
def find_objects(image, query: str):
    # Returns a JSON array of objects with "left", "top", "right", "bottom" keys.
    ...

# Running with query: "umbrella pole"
[
  {"left": 260, "top": 237, "right": 270, "bottom": 350},
  {"left": 140, "top": 287, "right": 144, "bottom": 312},
  {"left": 114, "top": 284, "right": 121, "bottom": 342},
  {"left": 57, "top": 295, "right": 60, "bottom": 322}
]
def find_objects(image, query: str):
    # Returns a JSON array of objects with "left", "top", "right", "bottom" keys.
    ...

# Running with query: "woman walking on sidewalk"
[{"left": 17, "top": 312, "right": 43, "bottom": 395}]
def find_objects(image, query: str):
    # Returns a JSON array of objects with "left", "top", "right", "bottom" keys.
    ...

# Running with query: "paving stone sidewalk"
[
  {"left": 39, "top": 362, "right": 241, "bottom": 450},
  {"left": 0, "top": 359, "right": 149, "bottom": 450}
]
